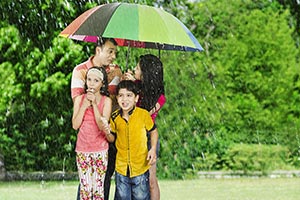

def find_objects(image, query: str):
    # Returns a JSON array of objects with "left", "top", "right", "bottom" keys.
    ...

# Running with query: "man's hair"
[
  {"left": 97, "top": 37, "right": 117, "bottom": 47},
  {"left": 117, "top": 80, "right": 139, "bottom": 96}
]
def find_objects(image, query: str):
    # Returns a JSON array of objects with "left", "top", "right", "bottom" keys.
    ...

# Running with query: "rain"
[{"left": 1, "top": 0, "right": 300, "bottom": 200}]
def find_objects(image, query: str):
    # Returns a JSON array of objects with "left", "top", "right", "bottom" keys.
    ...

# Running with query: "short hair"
[
  {"left": 97, "top": 37, "right": 117, "bottom": 47},
  {"left": 117, "top": 80, "right": 139, "bottom": 96}
]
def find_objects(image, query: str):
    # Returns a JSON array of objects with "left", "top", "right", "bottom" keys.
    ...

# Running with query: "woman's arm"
[
  {"left": 149, "top": 94, "right": 166, "bottom": 115},
  {"left": 147, "top": 128, "right": 158, "bottom": 165}
]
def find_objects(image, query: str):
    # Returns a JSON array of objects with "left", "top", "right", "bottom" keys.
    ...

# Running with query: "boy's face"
[{"left": 117, "top": 88, "right": 139, "bottom": 112}]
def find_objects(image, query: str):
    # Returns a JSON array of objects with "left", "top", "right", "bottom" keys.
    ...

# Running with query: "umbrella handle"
[
  {"left": 126, "top": 43, "right": 130, "bottom": 71},
  {"left": 158, "top": 49, "right": 161, "bottom": 59}
]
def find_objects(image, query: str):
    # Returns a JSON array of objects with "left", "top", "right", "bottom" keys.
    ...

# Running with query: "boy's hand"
[{"left": 147, "top": 148, "right": 157, "bottom": 165}]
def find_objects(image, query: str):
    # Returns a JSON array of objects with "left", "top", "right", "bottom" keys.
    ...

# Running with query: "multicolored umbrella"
[{"left": 59, "top": 2, "right": 203, "bottom": 52}]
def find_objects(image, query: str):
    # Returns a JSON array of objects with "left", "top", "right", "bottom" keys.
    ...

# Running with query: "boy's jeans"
[{"left": 115, "top": 170, "right": 150, "bottom": 200}]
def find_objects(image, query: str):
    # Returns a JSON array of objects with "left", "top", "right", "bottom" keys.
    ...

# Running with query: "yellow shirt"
[{"left": 110, "top": 107, "right": 155, "bottom": 177}]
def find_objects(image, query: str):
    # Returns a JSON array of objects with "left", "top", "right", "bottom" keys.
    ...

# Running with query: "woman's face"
[{"left": 134, "top": 63, "right": 142, "bottom": 80}]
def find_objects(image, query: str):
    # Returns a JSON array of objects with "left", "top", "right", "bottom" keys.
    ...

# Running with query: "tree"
[{"left": 0, "top": 0, "right": 300, "bottom": 178}]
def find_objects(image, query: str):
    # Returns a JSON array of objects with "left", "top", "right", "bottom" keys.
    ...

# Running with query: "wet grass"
[{"left": 1, "top": 178, "right": 300, "bottom": 200}]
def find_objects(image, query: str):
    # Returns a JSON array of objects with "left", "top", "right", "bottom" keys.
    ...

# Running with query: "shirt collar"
[
  {"left": 119, "top": 106, "right": 136, "bottom": 117},
  {"left": 87, "top": 56, "right": 95, "bottom": 69}
]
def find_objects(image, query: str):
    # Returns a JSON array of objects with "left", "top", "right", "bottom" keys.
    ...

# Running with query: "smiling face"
[
  {"left": 117, "top": 88, "right": 139, "bottom": 113},
  {"left": 86, "top": 68, "right": 104, "bottom": 93}
]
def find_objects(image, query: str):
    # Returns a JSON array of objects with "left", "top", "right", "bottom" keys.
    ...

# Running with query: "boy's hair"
[{"left": 117, "top": 80, "right": 139, "bottom": 96}]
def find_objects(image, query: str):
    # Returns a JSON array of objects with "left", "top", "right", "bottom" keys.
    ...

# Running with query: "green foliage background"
[{"left": 0, "top": 0, "right": 300, "bottom": 179}]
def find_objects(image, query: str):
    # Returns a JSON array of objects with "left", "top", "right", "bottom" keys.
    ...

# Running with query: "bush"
[{"left": 222, "top": 143, "right": 293, "bottom": 174}]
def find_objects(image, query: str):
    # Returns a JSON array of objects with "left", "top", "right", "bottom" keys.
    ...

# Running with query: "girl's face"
[
  {"left": 117, "top": 88, "right": 139, "bottom": 112},
  {"left": 86, "top": 71, "right": 103, "bottom": 93},
  {"left": 134, "top": 63, "right": 142, "bottom": 80}
]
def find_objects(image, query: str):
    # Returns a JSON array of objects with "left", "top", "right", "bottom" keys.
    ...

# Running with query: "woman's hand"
[{"left": 121, "top": 70, "right": 135, "bottom": 81}]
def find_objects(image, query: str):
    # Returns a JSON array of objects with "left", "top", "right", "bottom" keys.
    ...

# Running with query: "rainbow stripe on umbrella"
[{"left": 60, "top": 3, "right": 203, "bottom": 52}]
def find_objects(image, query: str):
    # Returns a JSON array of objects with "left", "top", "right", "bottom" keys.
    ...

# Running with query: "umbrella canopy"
[{"left": 59, "top": 3, "right": 203, "bottom": 52}]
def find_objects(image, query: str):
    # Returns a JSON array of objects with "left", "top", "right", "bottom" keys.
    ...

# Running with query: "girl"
[{"left": 72, "top": 66, "right": 112, "bottom": 200}]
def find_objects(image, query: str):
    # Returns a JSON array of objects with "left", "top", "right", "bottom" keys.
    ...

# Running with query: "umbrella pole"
[
  {"left": 158, "top": 48, "right": 161, "bottom": 59},
  {"left": 126, "top": 44, "right": 130, "bottom": 71}
]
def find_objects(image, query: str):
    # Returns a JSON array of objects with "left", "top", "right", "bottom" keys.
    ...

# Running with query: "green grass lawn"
[{"left": 1, "top": 178, "right": 300, "bottom": 200}]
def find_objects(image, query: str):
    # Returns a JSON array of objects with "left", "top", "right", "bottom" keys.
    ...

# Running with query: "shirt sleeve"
[
  {"left": 157, "top": 94, "right": 166, "bottom": 109},
  {"left": 107, "top": 65, "right": 123, "bottom": 95},
  {"left": 71, "top": 67, "right": 86, "bottom": 99},
  {"left": 145, "top": 110, "right": 155, "bottom": 132}
]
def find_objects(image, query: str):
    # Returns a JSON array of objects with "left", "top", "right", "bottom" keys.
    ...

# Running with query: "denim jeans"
[{"left": 114, "top": 170, "right": 150, "bottom": 200}]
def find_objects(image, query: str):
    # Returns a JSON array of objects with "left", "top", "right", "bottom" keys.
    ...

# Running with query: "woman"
[{"left": 123, "top": 54, "right": 166, "bottom": 200}]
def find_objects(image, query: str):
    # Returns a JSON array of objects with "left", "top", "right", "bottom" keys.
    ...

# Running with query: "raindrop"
[
  {"left": 193, "top": 106, "right": 197, "bottom": 112},
  {"left": 163, "top": 118, "right": 166, "bottom": 124},
  {"left": 211, "top": 81, "right": 216, "bottom": 89},
  {"left": 64, "top": 0, "right": 71, "bottom": 9},
  {"left": 201, "top": 152, "right": 205, "bottom": 160},
  {"left": 43, "top": 141, "right": 47, "bottom": 149}
]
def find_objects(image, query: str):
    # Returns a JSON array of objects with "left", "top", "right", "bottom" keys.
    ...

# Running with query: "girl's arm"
[
  {"left": 93, "top": 96, "right": 112, "bottom": 134},
  {"left": 72, "top": 95, "right": 90, "bottom": 130}
]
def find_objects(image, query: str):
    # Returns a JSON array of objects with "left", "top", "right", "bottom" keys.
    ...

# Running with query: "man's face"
[
  {"left": 96, "top": 40, "right": 117, "bottom": 66},
  {"left": 117, "top": 88, "right": 139, "bottom": 113}
]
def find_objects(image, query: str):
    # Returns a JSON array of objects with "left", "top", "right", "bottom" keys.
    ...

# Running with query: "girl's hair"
[
  {"left": 138, "top": 54, "right": 164, "bottom": 111},
  {"left": 84, "top": 66, "right": 110, "bottom": 97},
  {"left": 117, "top": 80, "right": 138, "bottom": 96}
]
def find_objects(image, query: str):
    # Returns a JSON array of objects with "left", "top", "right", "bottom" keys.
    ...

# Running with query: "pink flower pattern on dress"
[{"left": 77, "top": 151, "right": 108, "bottom": 200}]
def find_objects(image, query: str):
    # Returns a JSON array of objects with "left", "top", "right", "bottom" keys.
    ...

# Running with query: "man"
[{"left": 71, "top": 37, "right": 122, "bottom": 200}]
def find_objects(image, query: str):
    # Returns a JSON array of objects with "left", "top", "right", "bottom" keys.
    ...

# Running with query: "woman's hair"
[
  {"left": 84, "top": 66, "right": 110, "bottom": 97},
  {"left": 138, "top": 54, "right": 164, "bottom": 111},
  {"left": 117, "top": 80, "right": 139, "bottom": 96}
]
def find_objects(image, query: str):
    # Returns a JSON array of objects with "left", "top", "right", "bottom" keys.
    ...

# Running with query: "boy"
[{"left": 107, "top": 80, "right": 158, "bottom": 200}]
